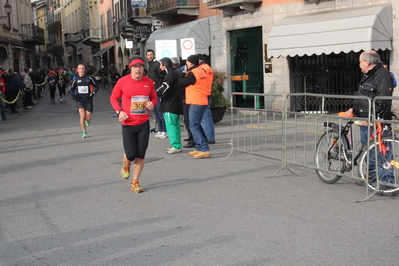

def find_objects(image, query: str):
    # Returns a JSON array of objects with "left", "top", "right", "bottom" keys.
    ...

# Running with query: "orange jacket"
[
  {"left": 200, "top": 63, "right": 214, "bottom": 95},
  {"left": 185, "top": 67, "right": 208, "bottom": 105}
]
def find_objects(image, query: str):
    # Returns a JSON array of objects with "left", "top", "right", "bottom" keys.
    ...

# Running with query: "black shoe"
[
  {"left": 2, "top": 118, "right": 7, "bottom": 121},
  {"left": 37, "top": 96, "right": 43, "bottom": 98},
  {"left": 355, "top": 181, "right": 365, "bottom": 187},
  {"left": 11, "top": 111, "right": 18, "bottom": 113},
  {"left": 183, "top": 142, "right": 195, "bottom": 148},
  {"left": 183, "top": 138, "right": 190, "bottom": 141},
  {"left": 207, "top": 140, "right": 216, "bottom": 144}
]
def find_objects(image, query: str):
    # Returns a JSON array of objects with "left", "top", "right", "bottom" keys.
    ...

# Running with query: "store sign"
[
  {"left": 131, "top": 0, "right": 147, "bottom": 8},
  {"left": 155, "top": 40, "right": 177, "bottom": 60},
  {"left": 126, "top": 40, "right": 133, "bottom": 49},
  {"left": 133, "top": 26, "right": 151, "bottom": 39},
  {"left": 180, "top": 38, "right": 195, "bottom": 60}
]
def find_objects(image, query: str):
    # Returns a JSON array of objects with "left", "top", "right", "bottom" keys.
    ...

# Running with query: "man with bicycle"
[
  {"left": 346, "top": 50, "right": 394, "bottom": 146},
  {"left": 346, "top": 50, "right": 395, "bottom": 190}
]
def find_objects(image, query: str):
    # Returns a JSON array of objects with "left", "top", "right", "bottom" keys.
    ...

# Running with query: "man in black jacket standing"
[
  {"left": 346, "top": 50, "right": 394, "bottom": 146},
  {"left": 157, "top": 57, "right": 183, "bottom": 154},
  {"left": 146, "top": 49, "right": 167, "bottom": 138}
]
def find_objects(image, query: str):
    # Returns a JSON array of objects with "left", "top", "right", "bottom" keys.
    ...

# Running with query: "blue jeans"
[
  {"left": 154, "top": 97, "right": 166, "bottom": 132},
  {"left": 360, "top": 126, "right": 370, "bottom": 147},
  {"left": 189, "top": 104, "right": 209, "bottom": 152},
  {"left": 200, "top": 97, "right": 215, "bottom": 142},
  {"left": 368, "top": 141, "right": 394, "bottom": 184},
  {"left": 183, "top": 102, "right": 194, "bottom": 144},
  {"left": 0, "top": 94, "right": 6, "bottom": 119}
]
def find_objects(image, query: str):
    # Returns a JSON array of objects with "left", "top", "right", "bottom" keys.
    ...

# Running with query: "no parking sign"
[{"left": 181, "top": 38, "right": 195, "bottom": 60}]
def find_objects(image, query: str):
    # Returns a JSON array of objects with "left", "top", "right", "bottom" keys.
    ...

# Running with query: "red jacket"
[
  {"left": 0, "top": 77, "right": 6, "bottom": 94},
  {"left": 110, "top": 75, "right": 157, "bottom": 126}
]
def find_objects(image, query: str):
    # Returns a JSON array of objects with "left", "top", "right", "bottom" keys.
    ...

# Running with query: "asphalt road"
[{"left": 1, "top": 85, "right": 399, "bottom": 266}]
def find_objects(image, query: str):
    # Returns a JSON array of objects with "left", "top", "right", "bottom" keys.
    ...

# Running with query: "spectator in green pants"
[{"left": 156, "top": 57, "right": 183, "bottom": 154}]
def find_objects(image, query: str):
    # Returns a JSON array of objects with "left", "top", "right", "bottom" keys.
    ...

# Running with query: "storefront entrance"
[
  {"left": 229, "top": 27, "right": 263, "bottom": 108},
  {"left": 290, "top": 50, "right": 390, "bottom": 113}
]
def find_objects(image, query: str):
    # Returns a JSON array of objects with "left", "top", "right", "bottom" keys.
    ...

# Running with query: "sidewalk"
[{"left": 1, "top": 87, "right": 399, "bottom": 265}]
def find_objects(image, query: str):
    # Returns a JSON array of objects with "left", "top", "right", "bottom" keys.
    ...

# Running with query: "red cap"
[{"left": 129, "top": 59, "right": 145, "bottom": 68}]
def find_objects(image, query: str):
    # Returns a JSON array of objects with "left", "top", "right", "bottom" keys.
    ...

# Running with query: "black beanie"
[{"left": 187, "top": 55, "right": 199, "bottom": 65}]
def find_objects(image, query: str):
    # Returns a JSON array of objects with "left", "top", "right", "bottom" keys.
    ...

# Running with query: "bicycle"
[{"left": 314, "top": 107, "right": 399, "bottom": 196}]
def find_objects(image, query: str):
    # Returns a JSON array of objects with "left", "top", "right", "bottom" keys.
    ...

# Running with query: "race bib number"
[
  {"left": 78, "top": 86, "right": 89, "bottom": 94},
  {"left": 130, "top": 95, "right": 149, "bottom": 115}
]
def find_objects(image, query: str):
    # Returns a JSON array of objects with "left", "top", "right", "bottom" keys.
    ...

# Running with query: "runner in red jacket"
[{"left": 110, "top": 56, "right": 157, "bottom": 193}]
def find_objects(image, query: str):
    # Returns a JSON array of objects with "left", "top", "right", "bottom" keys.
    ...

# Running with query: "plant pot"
[{"left": 211, "top": 106, "right": 227, "bottom": 124}]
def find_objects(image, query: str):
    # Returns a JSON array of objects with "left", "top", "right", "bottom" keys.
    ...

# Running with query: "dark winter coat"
[{"left": 156, "top": 66, "right": 183, "bottom": 115}]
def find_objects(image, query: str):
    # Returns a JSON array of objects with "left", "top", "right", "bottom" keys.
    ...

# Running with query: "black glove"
[{"left": 89, "top": 92, "right": 96, "bottom": 98}]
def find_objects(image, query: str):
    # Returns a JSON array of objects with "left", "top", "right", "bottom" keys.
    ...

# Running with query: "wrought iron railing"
[
  {"left": 207, "top": 0, "right": 232, "bottom": 6},
  {"left": 82, "top": 27, "right": 101, "bottom": 40},
  {"left": 149, "top": 0, "right": 199, "bottom": 14},
  {"left": 64, "top": 31, "right": 83, "bottom": 44},
  {"left": 20, "top": 24, "right": 45, "bottom": 44},
  {"left": 127, "top": 6, "right": 151, "bottom": 19}
]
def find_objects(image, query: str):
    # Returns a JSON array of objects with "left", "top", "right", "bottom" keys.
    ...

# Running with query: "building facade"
[
  {"left": 0, "top": 0, "right": 44, "bottom": 72},
  {"left": 206, "top": 0, "right": 397, "bottom": 111},
  {"left": 144, "top": 0, "right": 398, "bottom": 112},
  {"left": 27, "top": 0, "right": 398, "bottom": 113}
]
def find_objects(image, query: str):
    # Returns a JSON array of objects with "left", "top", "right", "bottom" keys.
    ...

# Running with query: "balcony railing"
[
  {"left": 21, "top": 24, "right": 45, "bottom": 45},
  {"left": 207, "top": 0, "right": 263, "bottom": 16},
  {"left": 149, "top": 0, "right": 199, "bottom": 20},
  {"left": 82, "top": 27, "right": 101, "bottom": 46},
  {"left": 64, "top": 31, "right": 83, "bottom": 46},
  {"left": 207, "top": 0, "right": 232, "bottom": 4},
  {"left": 126, "top": 6, "right": 152, "bottom": 25}
]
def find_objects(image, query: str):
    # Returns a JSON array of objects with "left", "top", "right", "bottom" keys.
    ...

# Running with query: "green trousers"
[{"left": 164, "top": 112, "right": 182, "bottom": 149}]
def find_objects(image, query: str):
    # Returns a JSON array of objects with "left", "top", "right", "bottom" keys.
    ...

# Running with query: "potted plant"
[{"left": 210, "top": 70, "right": 229, "bottom": 123}]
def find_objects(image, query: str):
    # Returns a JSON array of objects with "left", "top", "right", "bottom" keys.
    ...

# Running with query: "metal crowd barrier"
[
  {"left": 229, "top": 92, "right": 285, "bottom": 172},
  {"left": 229, "top": 92, "right": 399, "bottom": 201}
]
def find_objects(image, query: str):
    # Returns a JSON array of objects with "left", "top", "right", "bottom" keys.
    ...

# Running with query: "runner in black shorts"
[
  {"left": 122, "top": 120, "right": 150, "bottom": 160},
  {"left": 70, "top": 64, "right": 99, "bottom": 138},
  {"left": 110, "top": 56, "right": 158, "bottom": 193}
]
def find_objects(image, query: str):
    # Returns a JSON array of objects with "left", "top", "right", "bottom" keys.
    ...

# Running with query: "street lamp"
[{"left": 1, "top": 0, "right": 11, "bottom": 31}]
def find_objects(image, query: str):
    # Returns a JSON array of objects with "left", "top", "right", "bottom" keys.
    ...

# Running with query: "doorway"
[{"left": 229, "top": 27, "right": 264, "bottom": 108}]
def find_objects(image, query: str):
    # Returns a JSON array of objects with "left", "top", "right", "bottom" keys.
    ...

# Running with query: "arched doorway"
[
  {"left": 0, "top": 46, "right": 7, "bottom": 69},
  {"left": 13, "top": 50, "right": 20, "bottom": 73},
  {"left": 117, "top": 47, "right": 123, "bottom": 71},
  {"left": 25, "top": 52, "right": 31, "bottom": 70}
]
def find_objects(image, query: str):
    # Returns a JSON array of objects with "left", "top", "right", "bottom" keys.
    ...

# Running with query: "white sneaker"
[
  {"left": 155, "top": 132, "right": 162, "bottom": 138},
  {"left": 166, "top": 147, "right": 182, "bottom": 154},
  {"left": 159, "top": 132, "right": 168, "bottom": 139},
  {"left": 60, "top": 98, "right": 63, "bottom": 102}
]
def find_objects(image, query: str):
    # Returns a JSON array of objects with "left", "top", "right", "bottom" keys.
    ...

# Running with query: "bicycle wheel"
[
  {"left": 358, "top": 137, "right": 399, "bottom": 196},
  {"left": 315, "top": 129, "right": 346, "bottom": 184}
]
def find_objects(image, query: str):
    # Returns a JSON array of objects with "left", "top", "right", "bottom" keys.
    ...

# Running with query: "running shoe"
[
  {"left": 131, "top": 181, "right": 144, "bottom": 193},
  {"left": 82, "top": 132, "right": 88, "bottom": 138},
  {"left": 120, "top": 157, "right": 131, "bottom": 179},
  {"left": 85, "top": 121, "right": 90, "bottom": 126}
]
